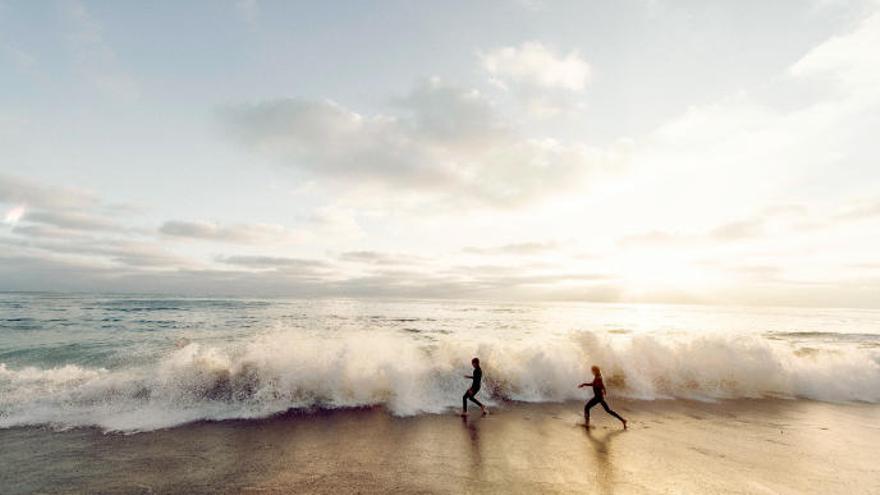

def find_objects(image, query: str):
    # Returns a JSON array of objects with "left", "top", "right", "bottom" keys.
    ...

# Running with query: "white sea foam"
[{"left": 1, "top": 329, "right": 878, "bottom": 432}]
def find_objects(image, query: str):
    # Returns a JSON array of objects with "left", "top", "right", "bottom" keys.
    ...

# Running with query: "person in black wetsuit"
[
  {"left": 461, "top": 357, "right": 487, "bottom": 416},
  {"left": 579, "top": 365, "right": 626, "bottom": 429}
]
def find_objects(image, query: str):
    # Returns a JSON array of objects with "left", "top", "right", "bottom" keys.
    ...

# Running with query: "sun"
[
  {"left": 610, "top": 249, "right": 721, "bottom": 297},
  {"left": 3, "top": 205, "right": 26, "bottom": 225}
]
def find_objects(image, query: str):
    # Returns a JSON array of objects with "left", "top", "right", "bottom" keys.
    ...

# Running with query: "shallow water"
[{"left": 1, "top": 293, "right": 879, "bottom": 431}]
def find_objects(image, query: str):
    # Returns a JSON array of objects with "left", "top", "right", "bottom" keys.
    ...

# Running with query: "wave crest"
[{"left": 1, "top": 330, "right": 878, "bottom": 432}]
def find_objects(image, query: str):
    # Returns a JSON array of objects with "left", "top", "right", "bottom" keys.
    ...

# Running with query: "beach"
[{"left": 2, "top": 398, "right": 878, "bottom": 494}]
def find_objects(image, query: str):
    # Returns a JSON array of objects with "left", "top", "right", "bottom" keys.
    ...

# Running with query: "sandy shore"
[{"left": 1, "top": 399, "right": 878, "bottom": 494}]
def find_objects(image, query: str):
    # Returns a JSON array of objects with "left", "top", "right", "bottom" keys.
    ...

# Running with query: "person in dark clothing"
[
  {"left": 461, "top": 357, "right": 487, "bottom": 416},
  {"left": 578, "top": 365, "right": 626, "bottom": 429}
]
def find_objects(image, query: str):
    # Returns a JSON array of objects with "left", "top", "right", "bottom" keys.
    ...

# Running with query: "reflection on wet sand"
[
  {"left": 461, "top": 415, "right": 485, "bottom": 485},
  {"left": 585, "top": 427, "right": 624, "bottom": 495}
]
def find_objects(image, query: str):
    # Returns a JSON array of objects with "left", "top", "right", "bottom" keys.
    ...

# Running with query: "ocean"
[{"left": 1, "top": 292, "right": 879, "bottom": 433}]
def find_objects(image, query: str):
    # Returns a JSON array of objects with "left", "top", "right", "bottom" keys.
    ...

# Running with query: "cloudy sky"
[{"left": 1, "top": 0, "right": 879, "bottom": 307}]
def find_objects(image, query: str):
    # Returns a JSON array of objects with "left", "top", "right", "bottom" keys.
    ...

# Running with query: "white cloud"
[
  {"left": 462, "top": 241, "right": 560, "bottom": 255},
  {"left": 0, "top": 173, "right": 98, "bottom": 210},
  {"left": 635, "top": 9, "right": 880, "bottom": 225},
  {"left": 0, "top": 174, "right": 136, "bottom": 246},
  {"left": 481, "top": 41, "right": 591, "bottom": 92},
  {"left": 159, "top": 220, "right": 309, "bottom": 244},
  {"left": 225, "top": 78, "right": 626, "bottom": 207},
  {"left": 790, "top": 12, "right": 880, "bottom": 98},
  {"left": 308, "top": 206, "right": 365, "bottom": 240},
  {"left": 831, "top": 198, "right": 880, "bottom": 221},
  {"left": 24, "top": 209, "right": 125, "bottom": 232},
  {"left": 218, "top": 255, "right": 329, "bottom": 271},
  {"left": 0, "top": 234, "right": 194, "bottom": 269},
  {"left": 617, "top": 218, "right": 764, "bottom": 247},
  {"left": 338, "top": 251, "right": 424, "bottom": 265},
  {"left": 395, "top": 77, "right": 506, "bottom": 146},
  {"left": 601, "top": 5, "right": 880, "bottom": 304}
]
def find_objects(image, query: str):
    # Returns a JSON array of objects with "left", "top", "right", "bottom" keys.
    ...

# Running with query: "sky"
[{"left": 1, "top": 0, "right": 879, "bottom": 307}]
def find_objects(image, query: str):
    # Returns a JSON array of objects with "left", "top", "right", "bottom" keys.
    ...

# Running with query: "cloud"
[
  {"left": 3, "top": 205, "right": 25, "bottom": 225},
  {"left": 832, "top": 199, "right": 880, "bottom": 221},
  {"left": 618, "top": 230, "right": 685, "bottom": 247},
  {"left": 622, "top": 6, "right": 880, "bottom": 261},
  {"left": 449, "top": 264, "right": 612, "bottom": 288},
  {"left": 848, "top": 262, "right": 880, "bottom": 270},
  {"left": 731, "top": 264, "right": 783, "bottom": 280},
  {"left": 338, "top": 250, "right": 424, "bottom": 265},
  {"left": 10, "top": 224, "right": 91, "bottom": 239},
  {"left": 317, "top": 263, "right": 615, "bottom": 300},
  {"left": 790, "top": 12, "right": 880, "bottom": 98},
  {"left": 621, "top": 195, "right": 880, "bottom": 248},
  {"left": 462, "top": 241, "right": 560, "bottom": 255},
  {"left": 104, "top": 242, "right": 194, "bottom": 268},
  {"left": 0, "top": 235, "right": 192, "bottom": 269},
  {"left": 0, "top": 173, "right": 98, "bottom": 210},
  {"left": 0, "top": 254, "right": 120, "bottom": 292},
  {"left": 159, "top": 220, "right": 308, "bottom": 244},
  {"left": 708, "top": 219, "right": 764, "bottom": 241},
  {"left": 307, "top": 206, "right": 365, "bottom": 239},
  {"left": 481, "top": 41, "right": 591, "bottom": 92},
  {"left": 480, "top": 41, "right": 591, "bottom": 117},
  {"left": 619, "top": 218, "right": 764, "bottom": 247},
  {"left": 218, "top": 255, "right": 329, "bottom": 271},
  {"left": 225, "top": 78, "right": 627, "bottom": 207},
  {"left": 0, "top": 250, "right": 620, "bottom": 301},
  {"left": 24, "top": 209, "right": 125, "bottom": 232},
  {"left": 1, "top": 174, "right": 135, "bottom": 237},
  {"left": 395, "top": 78, "right": 507, "bottom": 147},
  {"left": 225, "top": 96, "right": 449, "bottom": 186}
]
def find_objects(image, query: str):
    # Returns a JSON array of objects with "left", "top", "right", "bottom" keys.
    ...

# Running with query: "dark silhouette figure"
[
  {"left": 461, "top": 357, "right": 487, "bottom": 416},
  {"left": 578, "top": 365, "right": 626, "bottom": 429}
]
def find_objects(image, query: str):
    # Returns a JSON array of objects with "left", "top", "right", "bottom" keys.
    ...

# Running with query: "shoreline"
[{"left": 2, "top": 399, "right": 878, "bottom": 494}]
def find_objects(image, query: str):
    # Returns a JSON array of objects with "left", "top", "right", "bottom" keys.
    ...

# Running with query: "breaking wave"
[{"left": 1, "top": 329, "right": 878, "bottom": 432}]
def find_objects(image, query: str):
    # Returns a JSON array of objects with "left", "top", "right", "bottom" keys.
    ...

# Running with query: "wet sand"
[{"left": 1, "top": 399, "right": 878, "bottom": 494}]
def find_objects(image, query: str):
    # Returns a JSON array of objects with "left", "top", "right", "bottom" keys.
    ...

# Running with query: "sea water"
[{"left": 1, "top": 293, "right": 878, "bottom": 432}]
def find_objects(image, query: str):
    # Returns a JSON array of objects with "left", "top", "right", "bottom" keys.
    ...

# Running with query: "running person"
[
  {"left": 579, "top": 365, "right": 626, "bottom": 429},
  {"left": 462, "top": 357, "right": 487, "bottom": 416}
]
